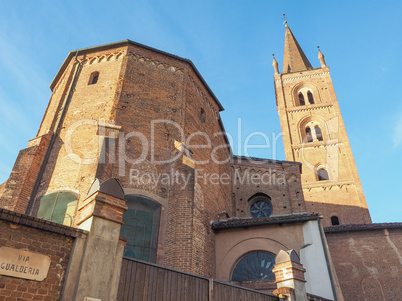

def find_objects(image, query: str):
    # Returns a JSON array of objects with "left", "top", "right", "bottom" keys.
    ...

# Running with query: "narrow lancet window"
[
  {"left": 308, "top": 91, "right": 314, "bottom": 104},
  {"left": 299, "top": 93, "right": 305, "bottom": 106},
  {"left": 315, "top": 126, "right": 323, "bottom": 141},
  {"left": 200, "top": 108, "right": 206, "bottom": 123},
  {"left": 306, "top": 127, "right": 313, "bottom": 142}
]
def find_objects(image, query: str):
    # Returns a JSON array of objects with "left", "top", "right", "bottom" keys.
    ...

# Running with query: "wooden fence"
[{"left": 117, "top": 258, "right": 278, "bottom": 301}]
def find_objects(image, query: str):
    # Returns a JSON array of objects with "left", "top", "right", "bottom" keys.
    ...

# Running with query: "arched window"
[
  {"left": 200, "top": 108, "right": 206, "bottom": 123},
  {"left": 231, "top": 251, "right": 276, "bottom": 282},
  {"left": 307, "top": 91, "right": 314, "bottom": 104},
  {"left": 88, "top": 71, "right": 99, "bottom": 85},
  {"left": 317, "top": 168, "right": 329, "bottom": 181},
  {"left": 305, "top": 127, "right": 313, "bottom": 142},
  {"left": 37, "top": 191, "right": 78, "bottom": 226},
  {"left": 298, "top": 93, "right": 305, "bottom": 106},
  {"left": 249, "top": 194, "right": 273, "bottom": 218},
  {"left": 331, "top": 216, "right": 340, "bottom": 225},
  {"left": 315, "top": 126, "right": 323, "bottom": 141},
  {"left": 120, "top": 195, "right": 161, "bottom": 263}
]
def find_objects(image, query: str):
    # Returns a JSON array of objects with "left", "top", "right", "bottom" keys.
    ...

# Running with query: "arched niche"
[
  {"left": 298, "top": 115, "right": 329, "bottom": 143},
  {"left": 291, "top": 83, "right": 321, "bottom": 106}
]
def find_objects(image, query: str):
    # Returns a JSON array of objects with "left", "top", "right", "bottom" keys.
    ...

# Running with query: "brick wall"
[
  {"left": 325, "top": 224, "right": 402, "bottom": 301},
  {"left": 274, "top": 66, "right": 371, "bottom": 227},
  {"left": 1, "top": 40, "right": 233, "bottom": 279},
  {"left": 0, "top": 209, "right": 86, "bottom": 301},
  {"left": 0, "top": 183, "right": 5, "bottom": 201},
  {"left": 33, "top": 47, "right": 127, "bottom": 211},
  {"left": 0, "top": 133, "right": 52, "bottom": 214},
  {"left": 231, "top": 157, "right": 306, "bottom": 218},
  {"left": 184, "top": 68, "right": 231, "bottom": 277},
  {"left": 104, "top": 43, "right": 232, "bottom": 277}
]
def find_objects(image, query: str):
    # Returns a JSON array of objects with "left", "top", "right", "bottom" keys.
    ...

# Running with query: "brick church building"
[{"left": 0, "top": 23, "right": 401, "bottom": 301}]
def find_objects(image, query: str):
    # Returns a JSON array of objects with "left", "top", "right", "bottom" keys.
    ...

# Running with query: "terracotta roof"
[
  {"left": 232, "top": 155, "right": 302, "bottom": 166},
  {"left": 324, "top": 222, "right": 402, "bottom": 233},
  {"left": 212, "top": 213, "right": 320, "bottom": 231}
]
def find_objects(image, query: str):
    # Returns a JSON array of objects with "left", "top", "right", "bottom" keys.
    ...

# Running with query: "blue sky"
[{"left": 0, "top": 0, "right": 401, "bottom": 223}]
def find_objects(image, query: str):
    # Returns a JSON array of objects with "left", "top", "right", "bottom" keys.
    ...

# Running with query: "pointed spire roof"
[{"left": 282, "top": 23, "right": 312, "bottom": 73}]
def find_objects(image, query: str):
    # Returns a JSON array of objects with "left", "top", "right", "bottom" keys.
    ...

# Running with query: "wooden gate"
[{"left": 117, "top": 257, "right": 278, "bottom": 301}]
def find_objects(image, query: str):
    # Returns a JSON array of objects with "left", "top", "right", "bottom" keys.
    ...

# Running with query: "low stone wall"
[{"left": 0, "top": 208, "right": 86, "bottom": 301}]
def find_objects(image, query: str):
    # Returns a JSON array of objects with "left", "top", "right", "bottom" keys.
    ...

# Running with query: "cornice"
[
  {"left": 276, "top": 69, "right": 330, "bottom": 83},
  {"left": 287, "top": 103, "right": 333, "bottom": 113},
  {"left": 292, "top": 140, "right": 342, "bottom": 150},
  {"left": 302, "top": 180, "right": 354, "bottom": 192}
]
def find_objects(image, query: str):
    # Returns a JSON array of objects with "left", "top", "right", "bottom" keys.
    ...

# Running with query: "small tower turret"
[
  {"left": 272, "top": 55, "right": 279, "bottom": 75},
  {"left": 318, "top": 47, "right": 326, "bottom": 68}
]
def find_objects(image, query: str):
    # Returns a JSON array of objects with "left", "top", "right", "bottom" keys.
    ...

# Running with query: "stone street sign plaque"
[{"left": 0, "top": 246, "right": 51, "bottom": 281}]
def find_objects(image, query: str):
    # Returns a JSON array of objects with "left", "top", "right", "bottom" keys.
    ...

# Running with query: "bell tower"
[{"left": 273, "top": 22, "right": 371, "bottom": 226}]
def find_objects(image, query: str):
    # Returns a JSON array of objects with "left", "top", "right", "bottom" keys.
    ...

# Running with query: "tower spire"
[{"left": 282, "top": 22, "right": 312, "bottom": 73}]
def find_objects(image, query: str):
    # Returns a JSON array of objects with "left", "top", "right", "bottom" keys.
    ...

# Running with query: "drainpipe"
[
  {"left": 317, "top": 217, "right": 338, "bottom": 301},
  {"left": 26, "top": 51, "right": 81, "bottom": 215}
]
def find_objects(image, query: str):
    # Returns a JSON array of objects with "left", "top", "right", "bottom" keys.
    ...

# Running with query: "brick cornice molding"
[
  {"left": 128, "top": 50, "right": 184, "bottom": 74},
  {"left": 272, "top": 260, "right": 306, "bottom": 283},
  {"left": 302, "top": 180, "right": 354, "bottom": 192},
  {"left": 292, "top": 139, "right": 343, "bottom": 150},
  {"left": 277, "top": 69, "right": 330, "bottom": 82},
  {"left": 76, "top": 191, "right": 127, "bottom": 226},
  {"left": 79, "top": 50, "right": 125, "bottom": 66},
  {"left": 286, "top": 102, "right": 333, "bottom": 113}
]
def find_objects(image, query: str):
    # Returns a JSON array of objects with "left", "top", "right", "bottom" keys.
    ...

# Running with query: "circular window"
[
  {"left": 250, "top": 199, "right": 273, "bottom": 218},
  {"left": 231, "top": 251, "right": 276, "bottom": 281}
]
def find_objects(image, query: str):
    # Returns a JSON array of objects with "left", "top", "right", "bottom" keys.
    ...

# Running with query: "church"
[{"left": 0, "top": 23, "right": 400, "bottom": 301}]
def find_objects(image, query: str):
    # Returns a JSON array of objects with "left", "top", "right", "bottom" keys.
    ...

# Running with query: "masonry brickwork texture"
[
  {"left": 274, "top": 64, "right": 371, "bottom": 227},
  {"left": 325, "top": 226, "right": 402, "bottom": 301},
  {"left": 0, "top": 209, "right": 86, "bottom": 301},
  {"left": 0, "top": 41, "right": 232, "bottom": 278},
  {"left": 0, "top": 36, "right": 400, "bottom": 300},
  {"left": 0, "top": 133, "right": 52, "bottom": 214},
  {"left": 232, "top": 156, "right": 305, "bottom": 218}
]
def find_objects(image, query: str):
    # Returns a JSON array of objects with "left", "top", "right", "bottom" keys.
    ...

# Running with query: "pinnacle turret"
[
  {"left": 318, "top": 48, "right": 326, "bottom": 68},
  {"left": 272, "top": 56, "right": 279, "bottom": 75}
]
